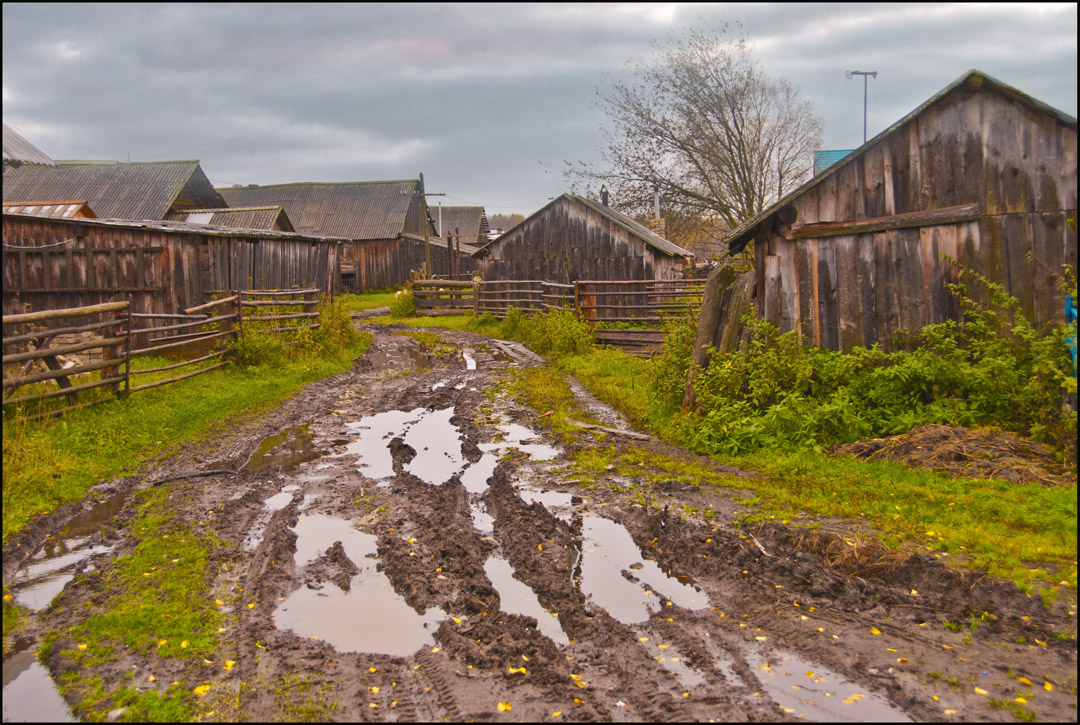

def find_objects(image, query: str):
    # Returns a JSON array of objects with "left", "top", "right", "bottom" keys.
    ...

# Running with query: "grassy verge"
[
  {"left": 336, "top": 290, "right": 400, "bottom": 313},
  {"left": 42, "top": 484, "right": 225, "bottom": 722},
  {"left": 3, "top": 334, "right": 371, "bottom": 543}
]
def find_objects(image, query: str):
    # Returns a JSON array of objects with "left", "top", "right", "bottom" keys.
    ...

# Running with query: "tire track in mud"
[{"left": 10, "top": 323, "right": 1077, "bottom": 722}]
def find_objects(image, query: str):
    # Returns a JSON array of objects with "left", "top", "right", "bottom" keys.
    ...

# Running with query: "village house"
[
  {"left": 219, "top": 180, "right": 478, "bottom": 291},
  {"left": 164, "top": 205, "right": 295, "bottom": 232},
  {"left": 434, "top": 205, "right": 490, "bottom": 256},
  {"left": 472, "top": 193, "right": 694, "bottom": 283},
  {"left": 709, "top": 70, "right": 1077, "bottom": 354}
]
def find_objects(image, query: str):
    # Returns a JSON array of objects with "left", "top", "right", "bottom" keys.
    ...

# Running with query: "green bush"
[
  {"left": 230, "top": 326, "right": 287, "bottom": 367},
  {"left": 388, "top": 287, "right": 415, "bottom": 318},
  {"left": 314, "top": 297, "right": 359, "bottom": 355},
  {"left": 519, "top": 308, "right": 595, "bottom": 356},
  {"left": 667, "top": 267, "right": 1076, "bottom": 461}
]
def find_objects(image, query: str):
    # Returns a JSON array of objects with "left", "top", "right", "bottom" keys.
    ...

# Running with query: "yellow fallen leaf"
[
  {"left": 552, "top": 711, "right": 562, "bottom": 717},
  {"left": 508, "top": 666, "right": 526, "bottom": 675},
  {"left": 431, "top": 647, "right": 440, "bottom": 653},
  {"left": 369, "top": 667, "right": 378, "bottom": 673},
  {"left": 391, "top": 701, "right": 397, "bottom": 707},
  {"left": 247, "top": 602, "right": 255, "bottom": 609},
  {"left": 538, "top": 544, "right": 543, "bottom": 551},
  {"left": 1017, "top": 677, "right": 1033, "bottom": 686},
  {"left": 255, "top": 641, "right": 265, "bottom": 649},
  {"left": 224, "top": 660, "right": 236, "bottom": 671},
  {"left": 942, "top": 644, "right": 953, "bottom": 650},
  {"left": 682, "top": 692, "right": 691, "bottom": 698},
  {"left": 77, "top": 644, "right": 87, "bottom": 650},
  {"left": 148, "top": 675, "right": 157, "bottom": 682},
  {"left": 759, "top": 663, "right": 772, "bottom": 671},
  {"left": 573, "top": 698, "right": 584, "bottom": 705},
  {"left": 203, "top": 659, "right": 214, "bottom": 665},
  {"left": 1044, "top": 681, "right": 1054, "bottom": 692},
  {"left": 870, "top": 627, "right": 882, "bottom": 635},
  {"left": 2, "top": 594, "right": 12, "bottom": 602},
  {"left": 452, "top": 617, "right": 462, "bottom": 624},
  {"left": 369, "top": 703, "right": 378, "bottom": 709},
  {"left": 886, "top": 648, "right": 897, "bottom": 652},
  {"left": 658, "top": 644, "right": 669, "bottom": 649},
  {"left": 522, "top": 654, "right": 529, "bottom": 661},
  {"left": 805, "top": 671, "right": 815, "bottom": 678},
  {"left": 214, "top": 599, "right": 224, "bottom": 606},
  {"left": 158, "top": 639, "right": 167, "bottom": 648},
  {"left": 755, "top": 636, "right": 767, "bottom": 641},
  {"left": 570, "top": 673, "right": 582, "bottom": 681},
  {"left": 1014, "top": 697, "right": 1027, "bottom": 704},
  {"left": 639, "top": 637, "right": 649, "bottom": 642},
  {"left": 193, "top": 685, "right": 211, "bottom": 697},
  {"left": 974, "top": 687, "right": 988, "bottom": 695},
  {"left": 944, "top": 709, "right": 957, "bottom": 714},
  {"left": 180, "top": 641, "right": 189, "bottom": 649},
  {"left": 897, "top": 658, "right": 909, "bottom": 663},
  {"left": 370, "top": 686, "right": 379, "bottom": 693},
  {"left": 497, "top": 702, "right": 512, "bottom": 712}
]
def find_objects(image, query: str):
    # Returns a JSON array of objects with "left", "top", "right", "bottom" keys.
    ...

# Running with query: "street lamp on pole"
[{"left": 846, "top": 70, "right": 878, "bottom": 144}]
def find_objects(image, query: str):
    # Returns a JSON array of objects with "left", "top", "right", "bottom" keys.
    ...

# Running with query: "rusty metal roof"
[
  {"left": 725, "top": 69, "right": 1079, "bottom": 254},
  {"left": 218, "top": 180, "right": 422, "bottom": 240},
  {"left": 2, "top": 160, "right": 224, "bottom": 221},
  {"left": 164, "top": 205, "right": 294, "bottom": 232},
  {"left": 2, "top": 123, "right": 55, "bottom": 166},
  {"left": 434, "top": 206, "right": 490, "bottom": 242},
  {"left": 3, "top": 200, "right": 97, "bottom": 218}
]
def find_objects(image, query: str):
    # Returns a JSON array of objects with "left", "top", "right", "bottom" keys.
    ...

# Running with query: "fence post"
[{"left": 122, "top": 295, "right": 132, "bottom": 399}]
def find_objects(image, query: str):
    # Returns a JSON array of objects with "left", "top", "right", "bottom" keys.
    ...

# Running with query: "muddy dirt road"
[{"left": 4, "top": 322, "right": 1077, "bottom": 722}]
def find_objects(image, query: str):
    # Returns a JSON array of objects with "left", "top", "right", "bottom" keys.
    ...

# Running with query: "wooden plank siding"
[
  {"left": 730, "top": 77, "right": 1076, "bottom": 352},
  {"left": 3, "top": 214, "right": 339, "bottom": 327}
]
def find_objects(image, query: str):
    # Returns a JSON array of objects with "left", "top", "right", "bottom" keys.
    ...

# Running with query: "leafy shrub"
[
  {"left": 388, "top": 287, "right": 415, "bottom": 318},
  {"left": 230, "top": 326, "right": 287, "bottom": 368},
  {"left": 668, "top": 266, "right": 1076, "bottom": 462},
  {"left": 519, "top": 308, "right": 595, "bottom": 356},
  {"left": 314, "top": 297, "right": 359, "bottom": 355}
]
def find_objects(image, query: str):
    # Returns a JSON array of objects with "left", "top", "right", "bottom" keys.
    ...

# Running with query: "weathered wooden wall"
[
  {"left": 3, "top": 214, "right": 340, "bottom": 323},
  {"left": 337, "top": 236, "right": 477, "bottom": 292},
  {"left": 478, "top": 196, "right": 686, "bottom": 283},
  {"left": 754, "top": 84, "right": 1077, "bottom": 351}
]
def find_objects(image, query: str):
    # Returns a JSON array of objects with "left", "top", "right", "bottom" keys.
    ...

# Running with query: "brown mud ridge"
[{"left": 4, "top": 323, "right": 1077, "bottom": 722}]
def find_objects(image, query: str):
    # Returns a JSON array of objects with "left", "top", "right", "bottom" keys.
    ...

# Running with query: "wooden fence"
[
  {"left": 2, "top": 288, "right": 320, "bottom": 420},
  {"left": 414, "top": 278, "right": 706, "bottom": 354}
]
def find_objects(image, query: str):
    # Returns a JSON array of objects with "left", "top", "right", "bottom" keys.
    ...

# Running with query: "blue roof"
[{"left": 813, "top": 149, "right": 856, "bottom": 175}]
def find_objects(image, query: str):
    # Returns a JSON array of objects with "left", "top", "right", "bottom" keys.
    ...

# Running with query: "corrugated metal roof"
[
  {"left": 164, "top": 205, "right": 294, "bottom": 232},
  {"left": 725, "top": 69, "right": 1079, "bottom": 254},
  {"left": 3, "top": 200, "right": 97, "bottom": 218},
  {"left": 2, "top": 123, "right": 55, "bottom": 166},
  {"left": 218, "top": 180, "right": 420, "bottom": 240},
  {"left": 2, "top": 160, "right": 217, "bottom": 221},
  {"left": 434, "top": 206, "right": 489, "bottom": 241},
  {"left": 813, "top": 149, "right": 855, "bottom": 175}
]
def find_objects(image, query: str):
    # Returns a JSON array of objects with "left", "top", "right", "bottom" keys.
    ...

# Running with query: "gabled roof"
[
  {"left": 725, "top": 69, "right": 1079, "bottom": 254},
  {"left": 165, "top": 205, "right": 294, "bottom": 232},
  {"left": 217, "top": 180, "right": 424, "bottom": 240},
  {"left": 3, "top": 200, "right": 97, "bottom": 219},
  {"left": 474, "top": 194, "right": 693, "bottom": 258},
  {"left": 2, "top": 123, "right": 55, "bottom": 166},
  {"left": 434, "top": 206, "right": 489, "bottom": 242},
  {"left": 2, "top": 160, "right": 225, "bottom": 221}
]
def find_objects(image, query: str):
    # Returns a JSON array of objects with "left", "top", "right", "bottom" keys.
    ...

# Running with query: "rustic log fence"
[
  {"left": 413, "top": 278, "right": 706, "bottom": 354},
  {"left": 2, "top": 288, "right": 321, "bottom": 419}
]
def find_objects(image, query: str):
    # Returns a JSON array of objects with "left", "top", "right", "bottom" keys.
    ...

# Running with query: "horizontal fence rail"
[{"left": 3, "top": 287, "right": 322, "bottom": 420}]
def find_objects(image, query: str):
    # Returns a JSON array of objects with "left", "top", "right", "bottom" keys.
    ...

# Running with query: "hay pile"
[{"left": 834, "top": 424, "right": 1074, "bottom": 486}]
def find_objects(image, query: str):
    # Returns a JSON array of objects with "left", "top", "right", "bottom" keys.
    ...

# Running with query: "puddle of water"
[
  {"left": 577, "top": 516, "right": 708, "bottom": 624},
  {"left": 431, "top": 381, "right": 447, "bottom": 391},
  {"left": 2, "top": 642, "right": 76, "bottom": 723},
  {"left": 10, "top": 492, "right": 129, "bottom": 611},
  {"left": 274, "top": 514, "right": 446, "bottom": 656},
  {"left": 516, "top": 486, "right": 583, "bottom": 523},
  {"left": 461, "top": 454, "right": 499, "bottom": 494},
  {"left": 244, "top": 424, "right": 322, "bottom": 474},
  {"left": 367, "top": 347, "right": 430, "bottom": 369},
  {"left": 744, "top": 648, "right": 911, "bottom": 722},
  {"left": 469, "top": 500, "right": 495, "bottom": 535},
  {"left": 637, "top": 637, "right": 707, "bottom": 688},
  {"left": 342, "top": 407, "right": 465, "bottom": 486},
  {"left": 263, "top": 485, "right": 301, "bottom": 512},
  {"left": 484, "top": 556, "right": 569, "bottom": 646},
  {"left": 462, "top": 348, "right": 477, "bottom": 370},
  {"left": 479, "top": 422, "right": 561, "bottom": 461}
]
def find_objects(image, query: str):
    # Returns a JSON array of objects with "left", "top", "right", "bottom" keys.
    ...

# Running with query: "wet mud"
[{"left": 3, "top": 322, "right": 1077, "bottom": 722}]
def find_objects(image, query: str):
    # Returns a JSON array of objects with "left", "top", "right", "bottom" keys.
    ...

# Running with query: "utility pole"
[
  {"left": 418, "top": 172, "right": 445, "bottom": 279},
  {"left": 846, "top": 70, "right": 878, "bottom": 144}
]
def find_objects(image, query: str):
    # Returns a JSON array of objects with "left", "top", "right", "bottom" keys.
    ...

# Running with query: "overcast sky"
[{"left": 3, "top": 3, "right": 1076, "bottom": 218}]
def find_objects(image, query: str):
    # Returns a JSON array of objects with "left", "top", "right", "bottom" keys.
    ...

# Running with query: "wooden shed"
[
  {"left": 165, "top": 206, "right": 295, "bottom": 232},
  {"left": 218, "top": 180, "right": 477, "bottom": 291},
  {"left": 472, "top": 194, "right": 694, "bottom": 283},
  {"left": 3, "top": 160, "right": 227, "bottom": 221},
  {"left": 3, "top": 212, "right": 340, "bottom": 321},
  {"left": 719, "top": 70, "right": 1077, "bottom": 352}
]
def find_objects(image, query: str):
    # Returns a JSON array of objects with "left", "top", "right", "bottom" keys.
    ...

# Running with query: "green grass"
[
  {"left": 47, "top": 485, "right": 224, "bottom": 721},
  {"left": 335, "top": 289, "right": 401, "bottom": 313},
  {"left": 3, "top": 334, "right": 372, "bottom": 543}
]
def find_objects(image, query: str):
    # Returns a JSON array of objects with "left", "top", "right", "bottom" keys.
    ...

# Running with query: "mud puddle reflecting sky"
[
  {"left": 636, "top": 636, "right": 707, "bottom": 689},
  {"left": 342, "top": 407, "right": 465, "bottom": 485},
  {"left": 10, "top": 491, "right": 129, "bottom": 611},
  {"left": 576, "top": 515, "right": 708, "bottom": 624},
  {"left": 2, "top": 639, "right": 76, "bottom": 723},
  {"left": 244, "top": 424, "right": 322, "bottom": 474},
  {"left": 743, "top": 648, "right": 911, "bottom": 722},
  {"left": 274, "top": 514, "right": 445, "bottom": 656},
  {"left": 484, "top": 556, "right": 570, "bottom": 646}
]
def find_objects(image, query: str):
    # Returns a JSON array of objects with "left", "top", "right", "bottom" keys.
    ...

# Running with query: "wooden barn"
[
  {"left": 3, "top": 160, "right": 227, "bottom": 220},
  {"left": 718, "top": 70, "right": 1077, "bottom": 353},
  {"left": 219, "top": 180, "right": 477, "bottom": 291},
  {"left": 165, "top": 206, "right": 295, "bottom": 232},
  {"left": 472, "top": 193, "right": 694, "bottom": 283},
  {"left": 3, "top": 212, "right": 341, "bottom": 321}
]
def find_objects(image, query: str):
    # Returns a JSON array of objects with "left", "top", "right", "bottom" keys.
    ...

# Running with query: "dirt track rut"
[{"left": 4, "top": 322, "right": 1077, "bottom": 722}]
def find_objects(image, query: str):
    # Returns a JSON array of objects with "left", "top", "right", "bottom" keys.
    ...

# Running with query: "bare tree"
[{"left": 568, "top": 26, "right": 823, "bottom": 242}]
